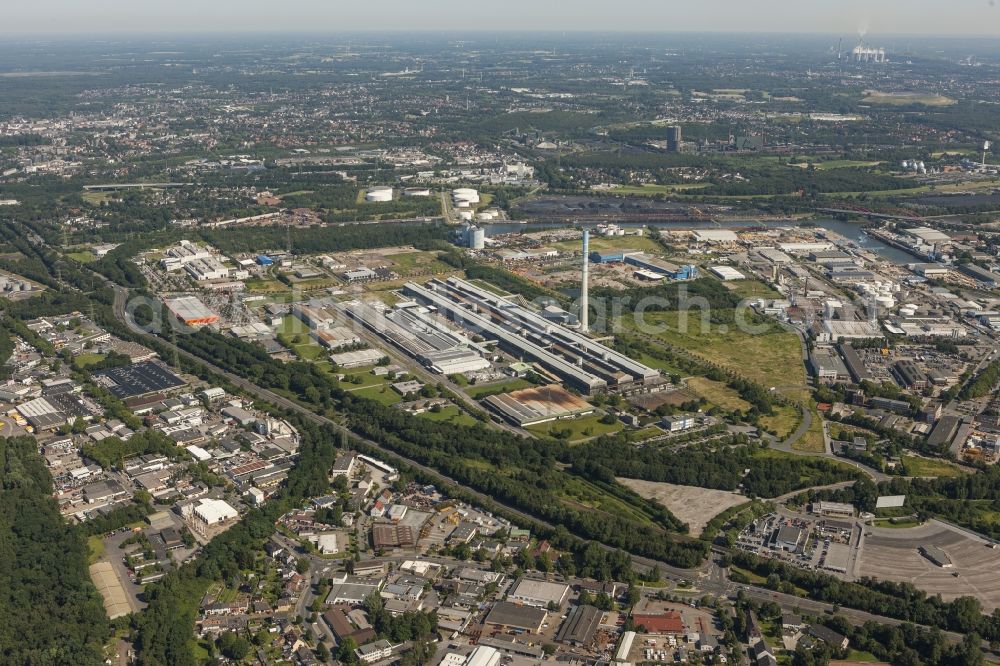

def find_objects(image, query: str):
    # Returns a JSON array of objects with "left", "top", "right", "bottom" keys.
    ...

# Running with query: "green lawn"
[
  {"left": 416, "top": 405, "right": 479, "bottom": 427},
  {"left": 607, "top": 183, "right": 711, "bottom": 196},
  {"left": 793, "top": 404, "right": 826, "bottom": 453},
  {"left": 74, "top": 353, "right": 106, "bottom": 369},
  {"left": 66, "top": 251, "right": 97, "bottom": 263},
  {"left": 551, "top": 235, "right": 663, "bottom": 254},
  {"left": 759, "top": 405, "right": 801, "bottom": 439},
  {"left": 87, "top": 535, "right": 105, "bottom": 564},
  {"left": 351, "top": 384, "right": 401, "bottom": 406},
  {"left": 862, "top": 91, "right": 956, "bottom": 107},
  {"left": 901, "top": 455, "right": 964, "bottom": 478},
  {"left": 626, "top": 311, "right": 806, "bottom": 398},
  {"left": 631, "top": 427, "right": 665, "bottom": 441},
  {"left": 525, "top": 413, "right": 623, "bottom": 442},
  {"left": 724, "top": 279, "right": 782, "bottom": 300},
  {"left": 686, "top": 377, "right": 751, "bottom": 412}
]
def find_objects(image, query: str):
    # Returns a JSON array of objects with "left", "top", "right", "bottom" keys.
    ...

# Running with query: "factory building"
[
  {"left": 183, "top": 256, "right": 231, "bottom": 282},
  {"left": 694, "top": 229, "right": 738, "bottom": 244},
  {"left": 623, "top": 253, "right": 678, "bottom": 276},
  {"left": 192, "top": 498, "right": 239, "bottom": 525},
  {"left": 341, "top": 300, "right": 490, "bottom": 375},
  {"left": 164, "top": 296, "right": 220, "bottom": 327},
  {"left": 589, "top": 250, "right": 628, "bottom": 264},
  {"left": 813, "top": 501, "right": 855, "bottom": 518},
  {"left": 837, "top": 343, "right": 872, "bottom": 383},
  {"left": 709, "top": 265, "right": 745, "bottom": 281},
  {"left": 892, "top": 360, "right": 927, "bottom": 390},
  {"left": 956, "top": 263, "right": 1000, "bottom": 288},
  {"left": 161, "top": 240, "right": 213, "bottom": 270},
  {"left": 292, "top": 302, "right": 341, "bottom": 330},
  {"left": 507, "top": 579, "right": 570, "bottom": 608},
  {"left": 810, "top": 346, "right": 851, "bottom": 384},
  {"left": 483, "top": 385, "right": 594, "bottom": 427},
  {"left": 330, "top": 348, "right": 388, "bottom": 369},
  {"left": 404, "top": 278, "right": 661, "bottom": 395},
  {"left": 312, "top": 327, "right": 362, "bottom": 350}
]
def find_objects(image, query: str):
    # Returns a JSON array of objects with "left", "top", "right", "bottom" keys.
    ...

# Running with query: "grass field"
[
  {"left": 631, "top": 311, "right": 806, "bottom": 395},
  {"left": 902, "top": 455, "right": 964, "bottom": 478},
  {"left": 82, "top": 191, "right": 114, "bottom": 205},
  {"left": 350, "top": 384, "right": 400, "bottom": 406},
  {"left": 74, "top": 352, "right": 106, "bottom": 369},
  {"left": 551, "top": 235, "right": 663, "bottom": 254},
  {"left": 723, "top": 279, "right": 782, "bottom": 300},
  {"left": 793, "top": 405, "right": 826, "bottom": 453},
  {"left": 862, "top": 91, "right": 956, "bottom": 107},
  {"left": 245, "top": 278, "right": 291, "bottom": 294},
  {"left": 686, "top": 377, "right": 751, "bottom": 412},
  {"left": 526, "top": 413, "right": 623, "bottom": 442},
  {"left": 609, "top": 183, "right": 711, "bottom": 196},
  {"left": 560, "top": 476, "right": 657, "bottom": 525},
  {"left": 87, "top": 535, "right": 105, "bottom": 564},
  {"left": 66, "top": 251, "right": 97, "bottom": 263},
  {"left": 416, "top": 405, "right": 479, "bottom": 427},
  {"left": 759, "top": 404, "right": 801, "bottom": 439}
]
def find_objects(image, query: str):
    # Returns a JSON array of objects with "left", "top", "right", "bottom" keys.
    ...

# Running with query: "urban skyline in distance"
[{"left": 3, "top": 0, "right": 1000, "bottom": 37}]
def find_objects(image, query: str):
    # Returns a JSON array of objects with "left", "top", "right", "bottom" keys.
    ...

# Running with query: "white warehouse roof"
[{"left": 194, "top": 498, "right": 238, "bottom": 524}]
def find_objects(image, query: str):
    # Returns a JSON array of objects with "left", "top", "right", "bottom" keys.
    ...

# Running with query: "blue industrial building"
[
  {"left": 589, "top": 251, "right": 625, "bottom": 263},
  {"left": 671, "top": 265, "right": 698, "bottom": 280},
  {"left": 256, "top": 255, "right": 274, "bottom": 266}
]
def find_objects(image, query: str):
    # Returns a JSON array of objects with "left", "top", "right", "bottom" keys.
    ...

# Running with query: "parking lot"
[{"left": 858, "top": 520, "right": 1000, "bottom": 610}]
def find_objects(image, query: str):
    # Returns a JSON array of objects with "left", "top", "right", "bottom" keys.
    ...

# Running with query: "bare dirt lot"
[
  {"left": 618, "top": 478, "right": 747, "bottom": 537},
  {"left": 858, "top": 520, "right": 1000, "bottom": 611}
]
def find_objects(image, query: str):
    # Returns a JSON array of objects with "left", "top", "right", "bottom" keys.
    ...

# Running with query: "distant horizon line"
[{"left": 0, "top": 28, "right": 998, "bottom": 40}]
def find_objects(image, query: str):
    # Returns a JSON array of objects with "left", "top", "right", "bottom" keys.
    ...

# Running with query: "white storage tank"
[
  {"left": 452, "top": 187, "right": 480, "bottom": 204},
  {"left": 365, "top": 186, "right": 394, "bottom": 202},
  {"left": 470, "top": 227, "right": 485, "bottom": 250}
]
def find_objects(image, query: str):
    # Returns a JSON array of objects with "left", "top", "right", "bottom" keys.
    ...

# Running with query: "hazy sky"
[{"left": 3, "top": 0, "right": 999, "bottom": 36}]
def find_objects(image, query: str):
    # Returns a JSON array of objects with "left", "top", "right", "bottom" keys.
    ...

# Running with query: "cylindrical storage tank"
[
  {"left": 470, "top": 228, "right": 485, "bottom": 250},
  {"left": 876, "top": 296, "right": 895, "bottom": 310},
  {"left": 900, "top": 307, "right": 916, "bottom": 317},
  {"left": 456, "top": 200, "right": 471, "bottom": 208},
  {"left": 365, "top": 186, "right": 394, "bottom": 202},
  {"left": 452, "top": 188, "right": 480, "bottom": 204},
  {"left": 459, "top": 211, "right": 474, "bottom": 221}
]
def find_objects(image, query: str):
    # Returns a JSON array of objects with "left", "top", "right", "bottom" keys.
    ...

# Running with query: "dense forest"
[
  {"left": 200, "top": 221, "right": 451, "bottom": 256},
  {"left": 566, "top": 437, "right": 861, "bottom": 498},
  {"left": 960, "top": 360, "right": 1000, "bottom": 400},
  {"left": 0, "top": 436, "right": 108, "bottom": 665}
]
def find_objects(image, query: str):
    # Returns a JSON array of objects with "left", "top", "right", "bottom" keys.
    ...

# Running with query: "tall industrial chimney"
[{"left": 581, "top": 229, "right": 590, "bottom": 331}]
